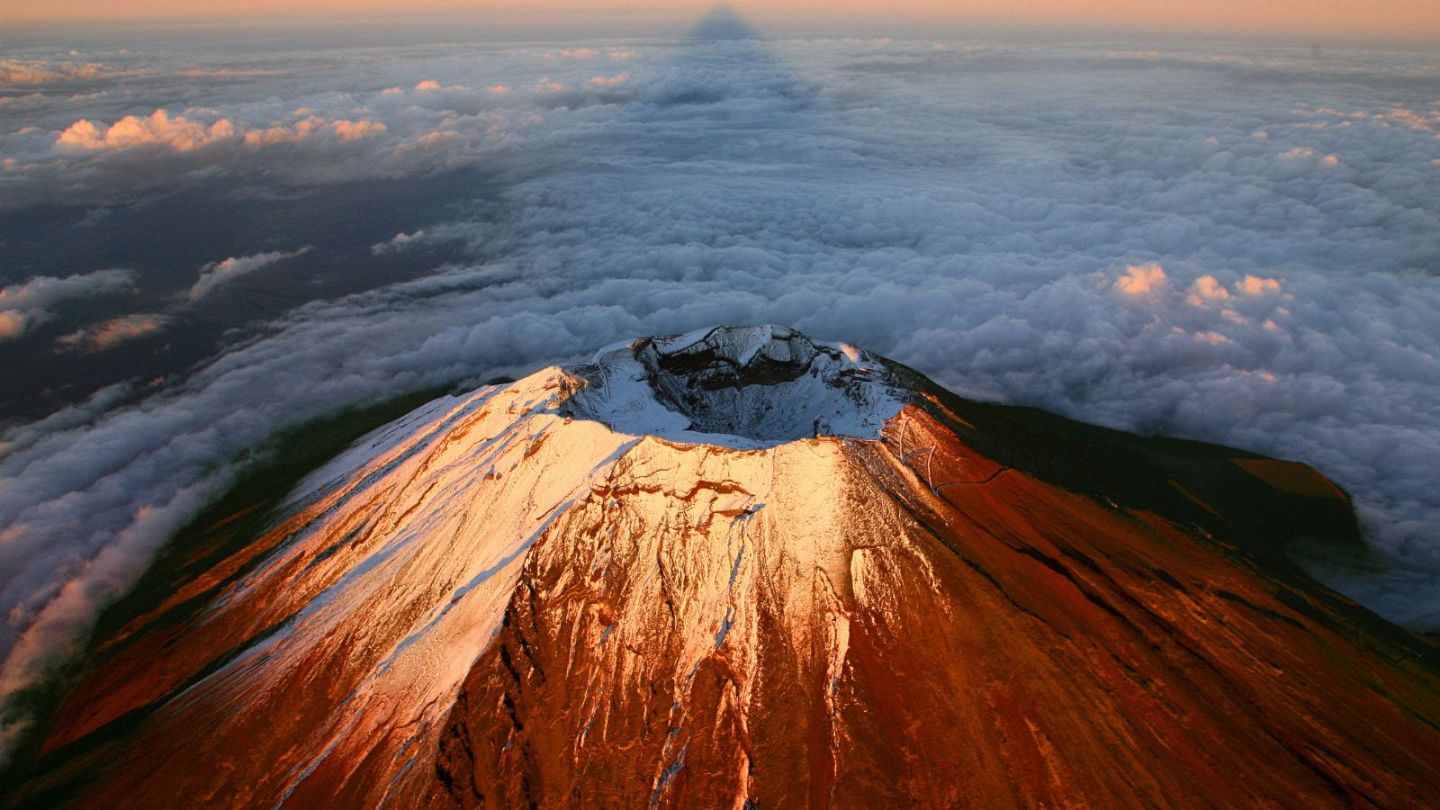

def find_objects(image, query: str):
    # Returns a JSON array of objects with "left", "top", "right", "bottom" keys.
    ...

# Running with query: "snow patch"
[{"left": 559, "top": 325, "right": 903, "bottom": 448}]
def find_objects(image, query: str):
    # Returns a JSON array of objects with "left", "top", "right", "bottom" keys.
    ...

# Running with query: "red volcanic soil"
[
  {"left": 429, "top": 401, "right": 1440, "bottom": 809},
  {"left": 5, "top": 354, "right": 1440, "bottom": 810}
]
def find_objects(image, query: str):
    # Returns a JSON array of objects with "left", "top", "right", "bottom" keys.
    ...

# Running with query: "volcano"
[{"left": 7, "top": 326, "right": 1440, "bottom": 808}]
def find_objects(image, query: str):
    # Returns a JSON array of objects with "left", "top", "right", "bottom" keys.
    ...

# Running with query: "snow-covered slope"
[{"left": 13, "top": 326, "right": 1440, "bottom": 809}]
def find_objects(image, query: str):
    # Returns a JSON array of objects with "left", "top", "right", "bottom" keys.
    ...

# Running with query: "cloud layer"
[
  {"left": 2, "top": 26, "right": 1439, "bottom": 761},
  {"left": 0, "top": 269, "right": 135, "bottom": 341}
]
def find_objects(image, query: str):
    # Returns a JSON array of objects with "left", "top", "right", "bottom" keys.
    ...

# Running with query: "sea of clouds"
[{"left": 1, "top": 15, "right": 1438, "bottom": 757}]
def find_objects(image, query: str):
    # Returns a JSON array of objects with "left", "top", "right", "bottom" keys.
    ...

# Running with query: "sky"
[
  {"left": 2, "top": 6, "right": 1440, "bottom": 761},
  {"left": 2, "top": 0, "right": 1440, "bottom": 41}
]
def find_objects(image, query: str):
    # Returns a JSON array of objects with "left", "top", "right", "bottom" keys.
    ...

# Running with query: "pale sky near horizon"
[{"left": 2, "top": 0, "right": 1438, "bottom": 40}]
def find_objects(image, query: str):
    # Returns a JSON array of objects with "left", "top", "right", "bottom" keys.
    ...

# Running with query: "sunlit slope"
[{"left": 9, "top": 326, "right": 1439, "bottom": 808}]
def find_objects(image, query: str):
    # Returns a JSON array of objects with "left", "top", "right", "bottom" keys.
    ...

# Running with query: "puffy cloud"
[
  {"left": 590, "top": 73, "right": 631, "bottom": 87},
  {"left": 187, "top": 247, "right": 313, "bottom": 302},
  {"left": 1236, "top": 275, "right": 1281, "bottom": 296},
  {"left": 0, "top": 269, "right": 135, "bottom": 341},
  {"left": 240, "top": 116, "right": 387, "bottom": 147},
  {"left": 56, "top": 110, "right": 238, "bottom": 152},
  {"left": 1114, "top": 263, "right": 1167, "bottom": 296},
  {"left": 1186, "top": 275, "right": 1231, "bottom": 306},
  {"left": 1188, "top": 274, "right": 1284, "bottom": 306},
  {"left": 53, "top": 109, "right": 388, "bottom": 156},
  {"left": 53, "top": 313, "right": 173, "bottom": 353},
  {"left": 330, "top": 119, "right": 388, "bottom": 142}
]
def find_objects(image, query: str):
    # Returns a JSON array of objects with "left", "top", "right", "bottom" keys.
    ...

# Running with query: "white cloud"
[
  {"left": 0, "top": 269, "right": 135, "bottom": 341},
  {"left": 187, "top": 247, "right": 313, "bottom": 302},
  {"left": 371, "top": 229, "right": 427, "bottom": 254},
  {"left": 0, "top": 382, "right": 135, "bottom": 459}
]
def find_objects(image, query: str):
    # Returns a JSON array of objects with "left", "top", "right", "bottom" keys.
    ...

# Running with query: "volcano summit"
[{"left": 7, "top": 326, "right": 1440, "bottom": 808}]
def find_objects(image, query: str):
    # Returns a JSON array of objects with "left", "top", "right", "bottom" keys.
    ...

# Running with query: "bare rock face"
[{"left": 9, "top": 326, "right": 1440, "bottom": 808}]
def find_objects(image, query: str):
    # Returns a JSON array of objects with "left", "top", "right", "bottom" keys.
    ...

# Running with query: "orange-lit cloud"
[
  {"left": 1187, "top": 274, "right": 1284, "bottom": 307},
  {"left": 58, "top": 110, "right": 236, "bottom": 152},
  {"left": 54, "top": 313, "right": 173, "bottom": 353},
  {"left": 243, "top": 117, "right": 387, "bottom": 146},
  {"left": 1114, "top": 263, "right": 1166, "bottom": 296},
  {"left": 1186, "top": 275, "right": 1230, "bottom": 306},
  {"left": 1236, "top": 275, "right": 1282, "bottom": 296},
  {"left": 56, "top": 109, "right": 388, "bottom": 152}
]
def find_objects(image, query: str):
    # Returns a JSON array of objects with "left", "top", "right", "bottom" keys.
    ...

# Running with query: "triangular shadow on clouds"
[
  {"left": 688, "top": 3, "right": 764, "bottom": 41},
  {"left": 611, "top": 4, "right": 828, "bottom": 166}
]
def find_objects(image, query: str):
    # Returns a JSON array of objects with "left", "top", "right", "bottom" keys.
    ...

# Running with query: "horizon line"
[{"left": 4, "top": 10, "right": 1440, "bottom": 48}]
